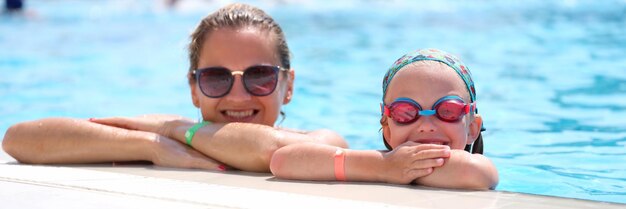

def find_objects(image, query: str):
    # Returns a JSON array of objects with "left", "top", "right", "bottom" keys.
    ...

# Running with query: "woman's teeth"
[{"left": 225, "top": 110, "right": 254, "bottom": 118}]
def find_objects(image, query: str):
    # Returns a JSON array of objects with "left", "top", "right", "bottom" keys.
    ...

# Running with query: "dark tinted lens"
[
  {"left": 197, "top": 68, "right": 233, "bottom": 98},
  {"left": 390, "top": 102, "right": 420, "bottom": 124},
  {"left": 435, "top": 100, "right": 465, "bottom": 122},
  {"left": 243, "top": 66, "right": 279, "bottom": 96}
]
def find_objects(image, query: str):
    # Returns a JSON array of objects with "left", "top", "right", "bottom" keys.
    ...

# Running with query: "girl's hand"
[
  {"left": 381, "top": 141, "right": 450, "bottom": 184},
  {"left": 90, "top": 114, "right": 194, "bottom": 138},
  {"left": 145, "top": 131, "right": 226, "bottom": 171}
]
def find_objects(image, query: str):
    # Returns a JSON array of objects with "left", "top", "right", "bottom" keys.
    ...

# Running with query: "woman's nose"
[{"left": 224, "top": 75, "right": 252, "bottom": 102}]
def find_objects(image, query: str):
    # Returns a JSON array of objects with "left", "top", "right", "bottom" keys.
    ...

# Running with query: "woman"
[{"left": 2, "top": 3, "right": 347, "bottom": 172}]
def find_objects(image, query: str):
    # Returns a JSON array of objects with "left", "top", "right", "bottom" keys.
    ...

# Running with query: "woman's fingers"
[
  {"left": 153, "top": 139, "right": 227, "bottom": 172},
  {"left": 89, "top": 117, "right": 135, "bottom": 130},
  {"left": 190, "top": 157, "right": 227, "bottom": 171},
  {"left": 187, "top": 149, "right": 227, "bottom": 171}
]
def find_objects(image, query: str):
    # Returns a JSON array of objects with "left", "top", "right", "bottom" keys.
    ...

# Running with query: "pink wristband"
[{"left": 334, "top": 149, "right": 346, "bottom": 181}]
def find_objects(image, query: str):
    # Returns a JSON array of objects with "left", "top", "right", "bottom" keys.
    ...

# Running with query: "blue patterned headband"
[{"left": 382, "top": 48, "right": 476, "bottom": 103}]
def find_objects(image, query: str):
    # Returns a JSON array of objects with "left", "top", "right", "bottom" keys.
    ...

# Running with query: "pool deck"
[{"left": 1, "top": 151, "right": 623, "bottom": 209}]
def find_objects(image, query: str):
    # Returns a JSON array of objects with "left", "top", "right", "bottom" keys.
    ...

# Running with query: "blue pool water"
[{"left": 1, "top": 0, "right": 625, "bottom": 204}]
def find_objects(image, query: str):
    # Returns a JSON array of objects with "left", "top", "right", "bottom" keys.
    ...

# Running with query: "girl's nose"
[{"left": 416, "top": 116, "right": 437, "bottom": 133}]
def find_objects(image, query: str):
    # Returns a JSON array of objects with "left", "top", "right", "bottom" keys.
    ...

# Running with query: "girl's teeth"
[{"left": 225, "top": 110, "right": 254, "bottom": 118}]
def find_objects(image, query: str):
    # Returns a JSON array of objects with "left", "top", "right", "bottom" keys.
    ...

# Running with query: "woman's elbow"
[
  {"left": 2, "top": 124, "right": 18, "bottom": 155},
  {"left": 2, "top": 123, "right": 36, "bottom": 163}
]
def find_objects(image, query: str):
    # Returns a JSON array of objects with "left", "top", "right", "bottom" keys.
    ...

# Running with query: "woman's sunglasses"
[
  {"left": 382, "top": 95, "right": 476, "bottom": 124},
  {"left": 192, "top": 65, "right": 287, "bottom": 98}
]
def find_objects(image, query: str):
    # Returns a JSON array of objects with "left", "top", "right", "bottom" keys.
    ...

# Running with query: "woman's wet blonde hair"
[{"left": 187, "top": 3, "right": 291, "bottom": 84}]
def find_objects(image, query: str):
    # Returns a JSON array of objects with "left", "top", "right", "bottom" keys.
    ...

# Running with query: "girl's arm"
[
  {"left": 2, "top": 118, "right": 222, "bottom": 170},
  {"left": 414, "top": 149, "right": 499, "bottom": 190},
  {"left": 270, "top": 142, "right": 450, "bottom": 184}
]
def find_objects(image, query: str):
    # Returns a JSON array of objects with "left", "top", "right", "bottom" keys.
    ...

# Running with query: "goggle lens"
[
  {"left": 435, "top": 100, "right": 466, "bottom": 122},
  {"left": 389, "top": 102, "right": 420, "bottom": 124}
]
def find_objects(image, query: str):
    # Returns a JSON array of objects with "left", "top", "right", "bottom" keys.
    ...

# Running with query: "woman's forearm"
[
  {"left": 2, "top": 118, "right": 154, "bottom": 164},
  {"left": 170, "top": 122, "right": 318, "bottom": 172}
]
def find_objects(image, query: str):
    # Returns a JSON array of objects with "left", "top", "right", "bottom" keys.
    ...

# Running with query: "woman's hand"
[
  {"left": 90, "top": 114, "right": 194, "bottom": 138},
  {"left": 380, "top": 142, "right": 450, "bottom": 184},
  {"left": 144, "top": 131, "right": 226, "bottom": 171}
]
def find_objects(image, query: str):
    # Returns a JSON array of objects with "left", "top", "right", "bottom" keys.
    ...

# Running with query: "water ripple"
[
  {"left": 537, "top": 119, "right": 626, "bottom": 133},
  {"left": 533, "top": 165, "right": 626, "bottom": 182},
  {"left": 530, "top": 137, "right": 626, "bottom": 148}
]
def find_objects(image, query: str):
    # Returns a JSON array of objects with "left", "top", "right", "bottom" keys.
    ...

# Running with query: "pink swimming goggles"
[{"left": 382, "top": 95, "right": 476, "bottom": 124}]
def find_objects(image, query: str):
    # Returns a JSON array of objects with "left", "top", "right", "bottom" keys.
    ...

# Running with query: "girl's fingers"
[
  {"left": 411, "top": 158, "right": 445, "bottom": 169},
  {"left": 412, "top": 143, "right": 450, "bottom": 152},
  {"left": 406, "top": 167, "right": 434, "bottom": 179},
  {"left": 413, "top": 148, "right": 451, "bottom": 160}
]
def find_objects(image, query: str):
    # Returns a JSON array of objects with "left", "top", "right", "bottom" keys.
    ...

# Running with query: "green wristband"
[{"left": 185, "top": 121, "right": 210, "bottom": 146}]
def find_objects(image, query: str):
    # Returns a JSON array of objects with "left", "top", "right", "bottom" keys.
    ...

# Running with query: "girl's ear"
[
  {"left": 282, "top": 69, "right": 295, "bottom": 104},
  {"left": 381, "top": 116, "right": 392, "bottom": 149},
  {"left": 467, "top": 114, "right": 483, "bottom": 144}
]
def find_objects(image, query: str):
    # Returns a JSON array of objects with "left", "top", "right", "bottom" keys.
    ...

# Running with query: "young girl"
[{"left": 270, "top": 48, "right": 498, "bottom": 189}]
